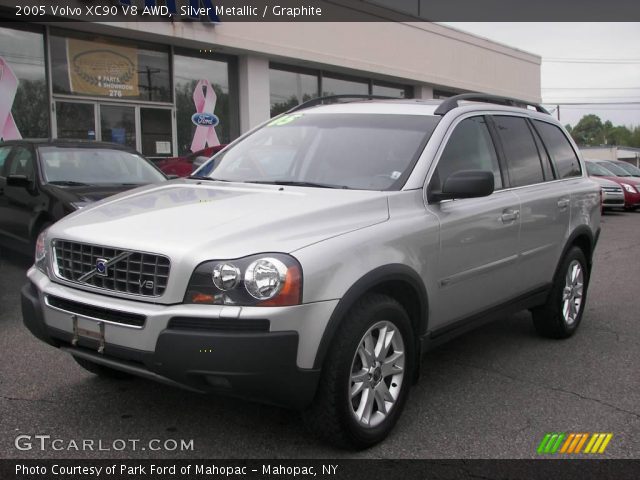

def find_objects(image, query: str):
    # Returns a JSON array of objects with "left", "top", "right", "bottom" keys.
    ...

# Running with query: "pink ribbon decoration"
[
  {"left": 190, "top": 79, "right": 220, "bottom": 152},
  {"left": 0, "top": 56, "right": 22, "bottom": 141}
]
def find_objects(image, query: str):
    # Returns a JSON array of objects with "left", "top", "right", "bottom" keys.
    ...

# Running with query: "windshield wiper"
[
  {"left": 48, "top": 180, "right": 90, "bottom": 186},
  {"left": 245, "top": 180, "right": 350, "bottom": 189}
]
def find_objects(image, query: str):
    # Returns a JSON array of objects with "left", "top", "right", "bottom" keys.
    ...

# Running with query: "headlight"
[
  {"left": 34, "top": 228, "right": 49, "bottom": 273},
  {"left": 185, "top": 253, "right": 302, "bottom": 307},
  {"left": 621, "top": 183, "right": 635, "bottom": 193},
  {"left": 244, "top": 258, "right": 288, "bottom": 300}
]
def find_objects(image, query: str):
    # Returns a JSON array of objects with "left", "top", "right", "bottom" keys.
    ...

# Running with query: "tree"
[
  {"left": 570, "top": 114, "right": 604, "bottom": 146},
  {"left": 568, "top": 114, "right": 638, "bottom": 148}
]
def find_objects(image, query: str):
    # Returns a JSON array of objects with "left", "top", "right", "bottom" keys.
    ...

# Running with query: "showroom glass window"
[
  {"left": 269, "top": 65, "right": 319, "bottom": 117},
  {"left": 49, "top": 31, "right": 171, "bottom": 102},
  {"left": 322, "top": 74, "right": 369, "bottom": 96},
  {"left": 0, "top": 26, "right": 49, "bottom": 139},
  {"left": 174, "top": 52, "right": 232, "bottom": 154},
  {"left": 269, "top": 64, "right": 412, "bottom": 117}
]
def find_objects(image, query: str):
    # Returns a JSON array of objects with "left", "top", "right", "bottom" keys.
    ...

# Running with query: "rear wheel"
[
  {"left": 303, "top": 294, "right": 414, "bottom": 449},
  {"left": 532, "top": 247, "right": 589, "bottom": 338},
  {"left": 72, "top": 356, "right": 133, "bottom": 379}
]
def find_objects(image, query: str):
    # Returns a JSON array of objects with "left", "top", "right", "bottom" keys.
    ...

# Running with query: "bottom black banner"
[{"left": 1, "top": 459, "right": 639, "bottom": 480}]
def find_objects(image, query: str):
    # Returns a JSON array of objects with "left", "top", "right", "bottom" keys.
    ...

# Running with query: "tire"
[
  {"left": 532, "top": 247, "right": 589, "bottom": 339},
  {"left": 303, "top": 293, "right": 414, "bottom": 449},
  {"left": 72, "top": 356, "right": 133, "bottom": 380}
]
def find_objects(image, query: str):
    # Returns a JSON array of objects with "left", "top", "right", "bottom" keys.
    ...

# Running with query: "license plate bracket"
[{"left": 71, "top": 314, "right": 105, "bottom": 354}]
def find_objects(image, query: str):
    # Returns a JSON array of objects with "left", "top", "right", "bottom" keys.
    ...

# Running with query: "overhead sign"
[{"left": 67, "top": 38, "right": 139, "bottom": 98}]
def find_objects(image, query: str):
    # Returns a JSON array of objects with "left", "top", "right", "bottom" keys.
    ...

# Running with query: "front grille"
[
  {"left": 167, "top": 317, "right": 270, "bottom": 332},
  {"left": 53, "top": 240, "right": 170, "bottom": 297},
  {"left": 47, "top": 295, "right": 146, "bottom": 327},
  {"left": 602, "top": 186, "right": 623, "bottom": 193}
]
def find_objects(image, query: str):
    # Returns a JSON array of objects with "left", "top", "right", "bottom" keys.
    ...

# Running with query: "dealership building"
[{"left": 0, "top": 4, "right": 541, "bottom": 159}]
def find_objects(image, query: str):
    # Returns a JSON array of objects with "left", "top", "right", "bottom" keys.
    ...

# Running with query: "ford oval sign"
[{"left": 191, "top": 112, "right": 219, "bottom": 127}]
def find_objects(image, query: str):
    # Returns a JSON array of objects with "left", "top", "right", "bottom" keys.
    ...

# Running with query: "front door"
[{"left": 426, "top": 115, "right": 522, "bottom": 331}]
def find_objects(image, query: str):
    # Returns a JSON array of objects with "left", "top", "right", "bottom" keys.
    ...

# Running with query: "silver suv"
[{"left": 22, "top": 94, "right": 601, "bottom": 449}]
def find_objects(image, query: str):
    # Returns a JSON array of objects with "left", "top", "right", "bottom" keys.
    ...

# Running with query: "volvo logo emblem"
[{"left": 96, "top": 258, "right": 108, "bottom": 277}]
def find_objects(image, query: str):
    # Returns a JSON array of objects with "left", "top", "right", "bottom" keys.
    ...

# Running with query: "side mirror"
[
  {"left": 6, "top": 174, "right": 34, "bottom": 190},
  {"left": 429, "top": 170, "right": 494, "bottom": 203}
]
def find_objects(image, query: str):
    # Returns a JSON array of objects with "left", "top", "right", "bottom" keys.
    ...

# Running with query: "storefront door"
[{"left": 53, "top": 101, "right": 175, "bottom": 158}]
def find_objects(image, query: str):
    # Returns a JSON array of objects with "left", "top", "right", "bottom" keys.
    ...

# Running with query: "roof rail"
[
  {"left": 434, "top": 93, "right": 550, "bottom": 116},
  {"left": 286, "top": 94, "right": 397, "bottom": 113}
]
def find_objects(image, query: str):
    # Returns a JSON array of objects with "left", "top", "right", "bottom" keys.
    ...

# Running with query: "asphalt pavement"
[{"left": 1, "top": 212, "right": 638, "bottom": 459}]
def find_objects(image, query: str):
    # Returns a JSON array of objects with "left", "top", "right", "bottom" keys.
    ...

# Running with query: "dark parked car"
[
  {"left": 0, "top": 139, "right": 167, "bottom": 255},
  {"left": 154, "top": 144, "right": 227, "bottom": 177}
]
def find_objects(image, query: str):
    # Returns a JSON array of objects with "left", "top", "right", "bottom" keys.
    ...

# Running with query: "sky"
[{"left": 440, "top": 23, "right": 640, "bottom": 128}]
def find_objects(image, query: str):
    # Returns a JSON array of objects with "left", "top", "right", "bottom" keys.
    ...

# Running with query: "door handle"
[
  {"left": 500, "top": 209, "right": 520, "bottom": 223},
  {"left": 557, "top": 198, "right": 570, "bottom": 210}
]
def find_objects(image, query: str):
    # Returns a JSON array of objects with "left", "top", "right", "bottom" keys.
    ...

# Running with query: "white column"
[
  {"left": 238, "top": 55, "right": 270, "bottom": 134},
  {"left": 413, "top": 84, "right": 434, "bottom": 99}
]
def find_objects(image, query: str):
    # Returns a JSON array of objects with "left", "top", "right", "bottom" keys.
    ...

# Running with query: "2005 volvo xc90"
[{"left": 22, "top": 94, "right": 601, "bottom": 448}]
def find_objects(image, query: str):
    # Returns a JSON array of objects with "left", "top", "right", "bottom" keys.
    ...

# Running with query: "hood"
[
  {"left": 595, "top": 175, "right": 640, "bottom": 187},
  {"left": 589, "top": 176, "right": 623, "bottom": 188},
  {"left": 49, "top": 179, "right": 390, "bottom": 263},
  {"left": 46, "top": 184, "right": 142, "bottom": 205}
]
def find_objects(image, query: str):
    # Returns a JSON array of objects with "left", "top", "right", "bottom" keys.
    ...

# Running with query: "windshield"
[
  {"left": 586, "top": 162, "right": 615, "bottom": 176},
  {"left": 597, "top": 161, "right": 630, "bottom": 177},
  {"left": 612, "top": 161, "right": 640, "bottom": 176},
  {"left": 194, "top": 113, "right": 439, "bottom": 190},
  {"left": 39, "top": 147, "right": 166, "bottom": 186}
]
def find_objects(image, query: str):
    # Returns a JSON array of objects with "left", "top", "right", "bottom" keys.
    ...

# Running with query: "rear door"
[
  {"left": 427, "top": 115, "right": 522, "bottom": 330},
  {"left": 490, "top": 115, "right": 571, "bottom": 293}
]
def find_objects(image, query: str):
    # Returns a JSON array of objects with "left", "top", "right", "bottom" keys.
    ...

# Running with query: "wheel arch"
[
  {"left": 561, "top": 225, "right": 597, "bottom": 272},
  {"left": 312, "top": 264, "right": 428, "bottom": 371}
]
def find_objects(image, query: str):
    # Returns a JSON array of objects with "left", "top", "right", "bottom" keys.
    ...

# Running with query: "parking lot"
[{"left": 1, "top": 212, "right": 638, "bottom": 459}]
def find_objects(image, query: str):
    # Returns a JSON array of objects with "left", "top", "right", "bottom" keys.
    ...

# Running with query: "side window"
[
  {"left": 493, "top": 116, "right": 544, "bottom": 187},
  {"left": 431, "top": 116, "right": 503, "bottom": 191},
  {"left": 533, "top": 120, "right": 582, "bottom": 179},
  {"left": 7, "top": 146, "right": 35, "bottom": 179},
  {"left": 0, "top": 146, "right": 12, "bottom": 175}
]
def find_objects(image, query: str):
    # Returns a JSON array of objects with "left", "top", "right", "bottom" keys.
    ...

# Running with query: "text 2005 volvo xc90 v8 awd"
[{"left": 22, "top": 94, "right": 600, "bottom": 449}]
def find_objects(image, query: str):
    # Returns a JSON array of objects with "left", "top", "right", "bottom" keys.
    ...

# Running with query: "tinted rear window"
[
  {"left": 533, "top": 121, "right": 582, "bottom": 179},
  {"left": 493, "top": 116, "right": 544, "bottom": 187}
]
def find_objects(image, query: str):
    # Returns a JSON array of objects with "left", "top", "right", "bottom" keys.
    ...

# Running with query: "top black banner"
[{"left": 1, "top": 0, "right": 640, "bottom": 22}]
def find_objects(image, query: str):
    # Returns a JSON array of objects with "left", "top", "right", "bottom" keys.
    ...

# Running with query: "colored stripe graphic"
[{"left": 538, "top": 433, "right": 612, "bottom": 454}]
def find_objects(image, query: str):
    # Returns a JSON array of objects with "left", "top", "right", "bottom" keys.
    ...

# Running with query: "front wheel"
[
  {"left": 303, "top": 294, "right": 414, "bottom": 449},
  {"left": 532, "top": 247, "right": 589, "bottom": 339}
]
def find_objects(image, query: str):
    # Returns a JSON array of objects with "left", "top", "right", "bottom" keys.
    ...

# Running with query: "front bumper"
[
  {"left": 22, "top": 269, "right": 338, "bottom": 409},
  {"left": 601, "top": 191, "right": 624, "bottom": 207}
]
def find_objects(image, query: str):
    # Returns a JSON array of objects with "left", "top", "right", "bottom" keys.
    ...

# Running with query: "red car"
[
  {"left": 585, "top": 160, "right": 640, "bottom": 210},
  {"left": 154, "top": 145, "right": 227, "bottom": 177}
]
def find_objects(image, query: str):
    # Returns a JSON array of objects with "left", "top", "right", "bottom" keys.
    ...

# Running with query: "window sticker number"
[{"left": 268, "top": 114, "right": 302, "bottom": 127}]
